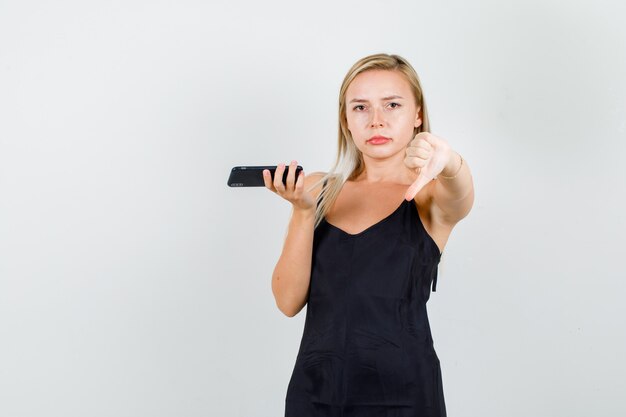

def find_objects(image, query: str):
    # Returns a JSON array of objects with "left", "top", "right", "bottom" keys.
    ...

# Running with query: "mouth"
[{"left": 367, "top": 135, "right": 391, "bottom": 145}]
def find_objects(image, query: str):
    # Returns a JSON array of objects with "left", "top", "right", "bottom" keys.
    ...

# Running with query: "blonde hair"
[{"left": 308, "top": 53, "right": 431, "bottom": 229}]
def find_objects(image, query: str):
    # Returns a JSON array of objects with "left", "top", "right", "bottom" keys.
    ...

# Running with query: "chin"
[{"left": 364, "top": 150, "right": 398, "bottom": 159}]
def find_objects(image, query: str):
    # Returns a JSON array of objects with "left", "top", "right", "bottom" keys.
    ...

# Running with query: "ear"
[{"left": 414, "top": 106, "right": 422, "bottom": 128}]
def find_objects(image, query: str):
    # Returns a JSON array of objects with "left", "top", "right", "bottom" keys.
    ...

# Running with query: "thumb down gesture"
[{"left": 404, "top": 132, "right": 454, "bottom": 201}]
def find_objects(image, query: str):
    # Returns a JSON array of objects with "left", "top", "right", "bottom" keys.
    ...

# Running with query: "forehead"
[{"left": 346, "top": 70, "right": 413, "bottom": 99}]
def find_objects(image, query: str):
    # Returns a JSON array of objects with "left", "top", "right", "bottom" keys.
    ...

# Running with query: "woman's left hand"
[{"left": 404, "top": 132, "right": 453, "bottom": 201}]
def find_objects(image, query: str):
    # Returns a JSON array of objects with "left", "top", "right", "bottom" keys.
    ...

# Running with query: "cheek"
[
  {"left": 347, "top": 112, "right": 369, "bottom": 126},
  {"left": 393, "top": 113, "right": 419, "bottom": 140},
  {"left": 346, "top": 114, "right": 368, "bottom": 135},
  {"left": 389, "top": 110, "right": 413, "bottom": 123},
  {"left": 400, "top": 112, "right": 419, "bottom": 129}
]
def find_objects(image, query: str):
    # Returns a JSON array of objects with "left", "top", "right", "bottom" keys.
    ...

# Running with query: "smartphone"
[{"left": 227, "top": 165, "right": 304, "bottom": 187}]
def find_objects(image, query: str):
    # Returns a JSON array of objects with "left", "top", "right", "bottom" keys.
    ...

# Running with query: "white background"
[{"left": 1, "top": 0, "right": 625, "bottom": 416}]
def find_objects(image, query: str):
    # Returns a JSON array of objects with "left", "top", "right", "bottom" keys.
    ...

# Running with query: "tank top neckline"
[
  {"left": 321, "top": 198, "right": 443, "bottom": 257},
  {"left": 322, "top": 198, "right": 411, "bottom": 238}
]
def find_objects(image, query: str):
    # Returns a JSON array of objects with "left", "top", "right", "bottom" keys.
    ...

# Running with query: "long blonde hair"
[{"left": 308, "top": 53, "right": 432, "bottom": 229}]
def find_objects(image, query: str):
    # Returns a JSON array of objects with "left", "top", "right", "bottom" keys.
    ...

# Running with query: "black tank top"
[{"left": 285, "top": 185, "right": 446, "bottom": 416}]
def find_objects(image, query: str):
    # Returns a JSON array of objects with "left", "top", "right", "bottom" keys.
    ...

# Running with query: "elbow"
[
  {"left": 275, "top": 299, "right": 301, "bottom": 318},
  {"left": 272, "top": 279, "right": 302, "bottom": 318},
  {"left": 281, "top": 306, "right": 298, "bottom": 318}
]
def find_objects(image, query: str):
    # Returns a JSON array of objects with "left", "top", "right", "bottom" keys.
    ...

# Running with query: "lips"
[{"left": 367, "top": 135, "right": 391, "bottom": 145}]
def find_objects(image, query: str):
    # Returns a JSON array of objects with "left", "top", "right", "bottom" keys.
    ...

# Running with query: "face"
[{"left": 344, "top": 70, "right": 422, "bottom": 161}]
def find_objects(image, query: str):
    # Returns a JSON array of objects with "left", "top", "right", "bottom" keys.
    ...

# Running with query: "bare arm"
[
  {"left": 430, "top": 151, "right": 474, "bottom": 225},
  {"left": 405, "top": 133, "right": 474, "bottom": 226},
  {"left": 263, "top": 162, "right": 325, "bottom": 317},
  {"left": 271, "top": 206, "right": 316, "bottom": 317}
]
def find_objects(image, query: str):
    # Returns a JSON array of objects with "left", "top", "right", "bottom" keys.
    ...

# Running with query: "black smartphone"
[{"left": 227, "top": 165, "right": 304, "bottom": 187}]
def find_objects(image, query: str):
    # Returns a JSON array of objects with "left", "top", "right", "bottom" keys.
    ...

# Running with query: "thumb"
[{"left": 405, "top": 173, "right": 430, "bottom": 201}]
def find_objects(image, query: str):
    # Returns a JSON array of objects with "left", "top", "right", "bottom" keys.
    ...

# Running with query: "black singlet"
[{"left": 284, "top": 186, "right": 446, "bottom": 417}]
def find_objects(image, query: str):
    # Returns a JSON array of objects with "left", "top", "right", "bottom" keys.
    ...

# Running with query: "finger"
[
  {"left": 405, "top": 146, "right": 430, "bottom": 158},
  {"left": 418, "top": 140, "right": 432, "bottom": 151},
  {"left": 411, "top": 132, "right": 428, "bottom": 145},
  {"left": 420, "top": 132, "right": 436, "bottom": 146},
  {"left": 404, "top": 155, "right": 427, "bottom": 170},
  {"left": 405, "top": 174, "right": 431, "bottom": 201},
  {"left": 409, "top": 137, "right": 432, "bottom": 151},
  {"left": 295, "top": 169, "right": 305, "bottom": 192},
  {"left": 274, "top": 163, "right": 286, "bottom": 191},
  {"left": 286, "top": 160, "right": 297, "bottom": 190},
  {"left": 421, "top": 133, "right": 448, "bottom": 152},
  {"left": 263, "top": 169, "right": 274, "bottom": 191}
]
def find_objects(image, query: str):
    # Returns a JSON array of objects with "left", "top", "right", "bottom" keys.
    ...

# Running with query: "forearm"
[
  {"left": 436, "top": 151, "right": 473, "bottom": 198},
  {"left": 271, "top": 207, "right": 315, "bottom": 317},
  {"left": 433, "top": 151, "right": 474, "bottom": 221}
]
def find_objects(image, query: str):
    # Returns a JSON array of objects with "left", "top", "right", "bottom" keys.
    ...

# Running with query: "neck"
[{"left": 354, "top": 153, "right": 416, "bottom": 184}]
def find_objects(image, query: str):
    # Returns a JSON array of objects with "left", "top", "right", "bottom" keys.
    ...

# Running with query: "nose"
[{"left": 370, "top": 108, "right": 385, "bottom": 128}]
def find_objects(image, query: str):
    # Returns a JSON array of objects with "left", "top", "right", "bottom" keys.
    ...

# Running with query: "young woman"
[{"left": 264, "top": 53, "right": 474, "bottom": 417}]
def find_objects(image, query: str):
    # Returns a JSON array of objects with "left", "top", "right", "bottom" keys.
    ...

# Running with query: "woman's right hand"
[{"left": 263, "top": 160, "right": 316, "bottom": 212}]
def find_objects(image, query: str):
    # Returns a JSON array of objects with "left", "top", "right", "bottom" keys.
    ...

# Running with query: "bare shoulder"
[{"left": 303, "top": 171, "right": 328, "bottom": 200}]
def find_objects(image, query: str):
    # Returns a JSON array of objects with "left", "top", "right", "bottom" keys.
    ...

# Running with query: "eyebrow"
[{"left": 349, "top": 95, "right": 404, "bottom": 103}]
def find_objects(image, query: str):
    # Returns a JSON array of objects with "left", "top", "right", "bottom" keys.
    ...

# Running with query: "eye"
[
  {"left": 353, "top": 105, "right": 366, "bottom": 111},
  {"left": 388, "top": 102, "right": 401, "bottom": 109}
]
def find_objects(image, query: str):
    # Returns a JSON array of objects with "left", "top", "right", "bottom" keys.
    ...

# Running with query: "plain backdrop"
[{"left": 1, "top": 0, "right": 625, "bottom": 416}]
